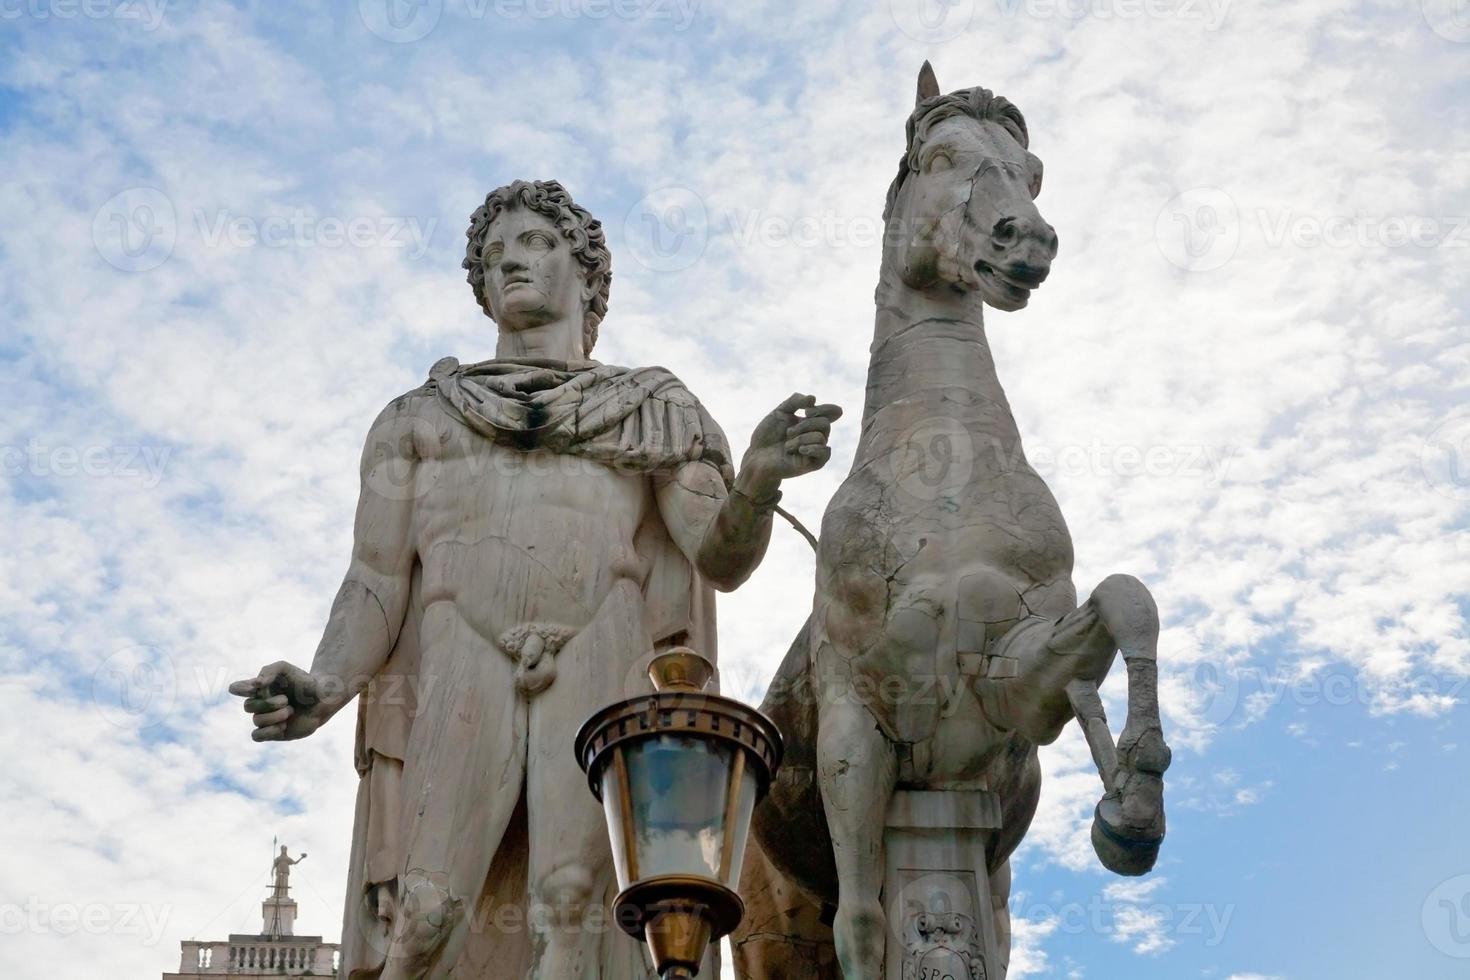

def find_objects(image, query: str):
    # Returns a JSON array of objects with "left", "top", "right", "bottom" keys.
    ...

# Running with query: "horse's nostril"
[{"left": 991, "top": 215, "right": 1059, "bottom": 261}]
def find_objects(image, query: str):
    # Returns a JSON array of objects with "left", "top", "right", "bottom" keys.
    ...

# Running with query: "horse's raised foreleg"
[
  {"left": 993, "top": 574, "right": 1171, "bottom": 876},
  {"left": 1057, "top": 574, "right": 1171, "bottom": 875},
  {"left": 1065, "top": 678, "right": 1119, "bottom": 792},
  {"left": 816, "top": 686, "right": 897, "bottom": 980}
]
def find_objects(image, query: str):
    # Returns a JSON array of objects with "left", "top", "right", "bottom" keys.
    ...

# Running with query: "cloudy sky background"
[{"left": 2, "top": 0, "right": 1468, "bottom": 977}]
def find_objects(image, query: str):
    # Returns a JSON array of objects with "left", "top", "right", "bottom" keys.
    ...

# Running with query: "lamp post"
[{"left": 575, "top": 647, "right": 783, "bottom": 980}]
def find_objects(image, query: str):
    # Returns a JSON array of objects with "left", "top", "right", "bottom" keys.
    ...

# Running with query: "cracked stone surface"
[{"left": 735, "top": 65, "right": 1171, "bottom": 980}]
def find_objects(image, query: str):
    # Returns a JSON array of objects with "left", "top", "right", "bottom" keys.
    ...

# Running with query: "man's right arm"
[{"left": 230, "top": 399, "right": 421, "bottom": 741}]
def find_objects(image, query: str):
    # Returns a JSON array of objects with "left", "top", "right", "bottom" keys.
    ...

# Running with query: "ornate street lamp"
[{"left": 575, "top": 647, "right": 783, "bottom": 980}]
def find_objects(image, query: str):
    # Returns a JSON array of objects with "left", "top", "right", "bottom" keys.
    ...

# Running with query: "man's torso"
[{"left": 403, "top": 393, "right": 660, "bottom": 648}]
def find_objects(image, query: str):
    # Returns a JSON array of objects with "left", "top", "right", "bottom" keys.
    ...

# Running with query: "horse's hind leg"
[{"left": 817, "top": 693, "right": 897, "bottom": 980}]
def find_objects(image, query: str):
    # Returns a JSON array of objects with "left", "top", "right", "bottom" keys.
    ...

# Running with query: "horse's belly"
[{"left": 815, "top": 499, "right": 1073, "bottom": 747}]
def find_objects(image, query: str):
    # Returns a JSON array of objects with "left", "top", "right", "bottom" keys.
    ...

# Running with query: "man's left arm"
[{"left": 657, "top": 393, "right": 842, "bottom": 592}]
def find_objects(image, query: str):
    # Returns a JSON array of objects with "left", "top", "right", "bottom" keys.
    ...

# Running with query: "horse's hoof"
[{"left": 1091, "top": 796, "right": 1164, "bottom": 877}]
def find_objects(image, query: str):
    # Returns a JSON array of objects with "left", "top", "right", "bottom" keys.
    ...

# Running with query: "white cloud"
[
  {"left": 1009, "top": 910, "right": 1061, "bottom": 978},
  {"left": 1, "top": 1, "right": 1466, "bottom": 977}
]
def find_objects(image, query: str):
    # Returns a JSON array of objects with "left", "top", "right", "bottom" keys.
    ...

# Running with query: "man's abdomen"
[{"left": 414, "top": 444, "right": 653, "bottom": 650}]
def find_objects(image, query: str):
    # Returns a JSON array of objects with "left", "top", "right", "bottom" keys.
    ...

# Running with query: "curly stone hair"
[{"left": 463, "top": 179, "right": 612, "bottom": 354}]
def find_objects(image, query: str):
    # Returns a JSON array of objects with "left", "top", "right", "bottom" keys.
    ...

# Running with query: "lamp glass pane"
[
  {"left": 598, "top": 751, "right": 635, "bottom": 890},
  {"left": 723, "top": 761, "right": 759, "bottom": 890},
  {"left": 620, "top": 734, "right": 735, "bottom": 884}
]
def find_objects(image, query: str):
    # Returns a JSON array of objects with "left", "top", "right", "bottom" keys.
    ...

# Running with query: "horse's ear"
[{"left": 916, "top": 61, "right": 940, "bottom": 106}]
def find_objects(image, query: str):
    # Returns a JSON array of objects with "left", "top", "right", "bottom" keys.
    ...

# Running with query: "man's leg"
[
  {"left": 381, "top": 607, "right": 528, "bottom": 980},
  {"left": 524, "top": 716, "right": 620, "bottom": 978},
  {"left": 524, "top": 584, "right": 652, "bottom": 980}
]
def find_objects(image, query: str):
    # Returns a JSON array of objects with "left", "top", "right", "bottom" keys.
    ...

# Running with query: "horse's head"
[{"left": 884, "top": 63, "right": 1058, "bottom": 312}]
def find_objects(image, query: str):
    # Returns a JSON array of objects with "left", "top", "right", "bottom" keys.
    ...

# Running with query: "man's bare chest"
[
  {"left": 406, "top": 422, "right": 658, "bottom": 632},
  {"left": 411, "top": 420, "right": 650, "bottom": 545}
]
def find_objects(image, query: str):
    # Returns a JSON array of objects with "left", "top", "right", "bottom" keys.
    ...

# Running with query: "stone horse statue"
[{"left": 733, "top": 64, "right": 1172, "bottom": 980}]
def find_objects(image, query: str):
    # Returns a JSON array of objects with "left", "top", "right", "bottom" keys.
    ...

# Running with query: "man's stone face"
[{"left": 480, "top": 207, "right": 586, "bottom": 334}]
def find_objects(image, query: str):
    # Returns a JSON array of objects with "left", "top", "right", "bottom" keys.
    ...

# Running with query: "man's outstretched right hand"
[{"left": 229, "top": 662, "right": 332, "bottom": 742}]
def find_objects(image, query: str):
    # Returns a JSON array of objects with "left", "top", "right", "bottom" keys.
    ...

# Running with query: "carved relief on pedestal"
[{"left": 895, "top": 871, "right": 989, "bottom": 980}]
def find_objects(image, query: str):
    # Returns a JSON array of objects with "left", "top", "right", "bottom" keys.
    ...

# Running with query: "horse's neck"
[{"left": 857, "top": 260, "right": 1022, "bottom": 457}]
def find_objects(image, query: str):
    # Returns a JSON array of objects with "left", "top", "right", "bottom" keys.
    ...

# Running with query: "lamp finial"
[{"left": 648, "top": 647, "right": 715, "bottom": 693}]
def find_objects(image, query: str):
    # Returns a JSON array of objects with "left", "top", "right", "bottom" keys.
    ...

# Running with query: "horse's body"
[{"left": 734, "top": 66, "right": 1171, "bottom": 980}]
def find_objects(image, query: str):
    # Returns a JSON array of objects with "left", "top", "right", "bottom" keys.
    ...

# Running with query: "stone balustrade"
[{"left": 171, "top": 936, "right": 339, "bottom": 977}]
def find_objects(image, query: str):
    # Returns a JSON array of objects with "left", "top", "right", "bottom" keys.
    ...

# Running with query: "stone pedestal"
[
  {"left": 883, "top": 789, "right": 1003, "bottom": 980},
  {"left": 262, "top": 895, "right": 297, "bottom": 937}
]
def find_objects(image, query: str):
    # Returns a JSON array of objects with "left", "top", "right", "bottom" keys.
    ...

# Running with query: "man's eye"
[
  {"left": 527, "top": 233, "right": 554, "bottom": 250},
  {"left": 926, "top": 152, "right": 954, "bottom": 174}
]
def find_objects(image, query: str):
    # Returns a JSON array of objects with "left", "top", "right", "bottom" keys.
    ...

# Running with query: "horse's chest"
[
  {"left": 895, "top": 504, "right": 1069, "bottom": 580},
  {"left": 818, "top": 464, "right": 1072, "bottom": 652}
]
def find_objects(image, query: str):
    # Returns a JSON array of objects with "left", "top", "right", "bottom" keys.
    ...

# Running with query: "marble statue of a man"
[{"left": 230, "top": 179, "right": 840, "bottom": 980}]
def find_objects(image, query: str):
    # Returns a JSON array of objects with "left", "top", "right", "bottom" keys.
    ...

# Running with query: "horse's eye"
[{"left": 926, "top": 151, "right": 954, "bottom": 174}]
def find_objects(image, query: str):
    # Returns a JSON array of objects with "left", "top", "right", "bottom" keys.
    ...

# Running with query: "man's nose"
[{"left": 499, "top": 250, "right": 527, "bottom": 275}]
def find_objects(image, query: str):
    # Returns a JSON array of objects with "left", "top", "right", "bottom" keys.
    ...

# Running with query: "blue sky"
[{"left": 1, "top": 1, "right": 1468, "bottom": 978}]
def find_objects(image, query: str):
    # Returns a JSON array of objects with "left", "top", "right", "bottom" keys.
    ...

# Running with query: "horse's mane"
[{"left": 883, "top": 87, "right": 1031, "bottom": 221}]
